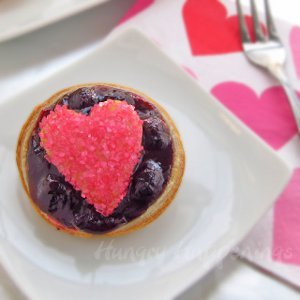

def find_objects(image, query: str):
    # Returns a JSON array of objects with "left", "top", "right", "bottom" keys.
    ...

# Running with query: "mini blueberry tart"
[{"left": 17, "top": 83, "right": 185, "bottom": 237}]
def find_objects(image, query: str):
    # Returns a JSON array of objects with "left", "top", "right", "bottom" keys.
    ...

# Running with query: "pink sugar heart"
[
  {"left": 290, "top": 26, "right": 300, "bottom": 79},
  {"left": 39, "top": 100, "right": 143, "bottom": 216},
  {"left": 211, "top": 82, "right": 299, "bottom": 150}
]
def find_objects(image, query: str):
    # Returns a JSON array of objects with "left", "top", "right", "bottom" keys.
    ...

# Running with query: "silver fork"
[{"left": 236, "top": 0, "right": 300, "bottom": 131}]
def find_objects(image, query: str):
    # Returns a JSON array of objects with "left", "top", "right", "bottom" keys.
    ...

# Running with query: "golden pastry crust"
[{"left": 16, "top": 83, "right": 185, "bottom": 237}]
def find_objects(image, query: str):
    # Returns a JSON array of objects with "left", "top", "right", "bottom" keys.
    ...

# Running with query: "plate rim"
[{"left": 0, "top": 0, "right": 110, "bottom": 43}]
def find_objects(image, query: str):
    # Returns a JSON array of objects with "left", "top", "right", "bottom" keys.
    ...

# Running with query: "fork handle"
[{"left": 268, "top": 65, "right": 300, "bottom": 132}]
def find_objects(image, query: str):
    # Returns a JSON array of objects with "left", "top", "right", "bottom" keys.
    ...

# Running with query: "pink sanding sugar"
[{"left": 39, "top": 100, "right": 144, "bottom": 216}]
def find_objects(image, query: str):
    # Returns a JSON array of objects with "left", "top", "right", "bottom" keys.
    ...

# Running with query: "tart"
[{"left": 16, "top": 83, "right": 185, "bottom": 237}]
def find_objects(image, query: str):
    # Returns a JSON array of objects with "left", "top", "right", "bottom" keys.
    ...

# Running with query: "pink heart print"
[
  {"left": 182, "top": 65, "right": 198, "bottom": 80},
  {"left": 211, "top": 82, "right": 299, "bottom": 150},
  {"left": 290, "top": 26, "right": 300, "bottom": 79},
  {"left": 272, "top": 26, "right": 300, "bottom": 267},
  {"left": 273, "top": 169, "right": 300, "bottom": 266}
]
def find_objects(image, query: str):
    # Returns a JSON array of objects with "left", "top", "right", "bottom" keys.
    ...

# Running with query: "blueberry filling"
[{"left": 27, "top": 86, "right": 173, "bottom": 234}]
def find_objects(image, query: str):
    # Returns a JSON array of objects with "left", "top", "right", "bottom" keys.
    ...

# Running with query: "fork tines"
[{"left": 236, "top": 0, "right": 279, "bottom": 43}]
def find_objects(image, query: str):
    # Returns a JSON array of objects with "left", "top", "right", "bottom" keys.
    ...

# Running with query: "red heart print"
[
  {"left": 211, "top": 82, "right": 299, "bottom": 150},
  {"left": 39, "top": 100, "right": 143, "bottom": 216},
  {"left": 182, "top": 0, "right": 260, "bottom": 55}
]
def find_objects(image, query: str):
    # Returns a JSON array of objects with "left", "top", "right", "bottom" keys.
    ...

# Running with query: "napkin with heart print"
[{"left": 117, "top": 0, "right": 300, "bottom": 287}]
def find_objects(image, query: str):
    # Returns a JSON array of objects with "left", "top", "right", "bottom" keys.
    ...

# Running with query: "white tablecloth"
[{"left": 0, "top": 0, "right": 299, "bottom": 299}]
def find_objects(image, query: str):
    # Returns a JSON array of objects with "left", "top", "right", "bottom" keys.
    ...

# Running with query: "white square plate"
[
  {"left": 0, "top": 29, "right": 291, "bottom": 300},
  {"left": 0, "top": 0, "right": 109, "bottom": 43}
]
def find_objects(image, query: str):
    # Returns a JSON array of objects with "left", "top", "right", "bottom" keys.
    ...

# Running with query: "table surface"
[{"left": 0, "top": 0, "right": 299, "bottom": 299}]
